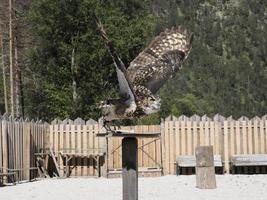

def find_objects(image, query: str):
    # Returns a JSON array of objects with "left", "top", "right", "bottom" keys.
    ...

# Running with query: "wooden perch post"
[
  {"left": 195, "top": 146, "right": 216, "bottom": 189},
  {"left": 122, "top": 137, "right": 138, "bottom": 200}
]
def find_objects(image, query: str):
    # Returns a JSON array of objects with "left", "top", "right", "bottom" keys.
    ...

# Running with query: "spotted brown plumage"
[{"left": 94, "top": 15, "right": 193, "bottom": 121}]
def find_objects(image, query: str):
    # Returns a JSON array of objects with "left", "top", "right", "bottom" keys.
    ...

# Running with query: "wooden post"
[
  {"left": 195, "top": 146, "right": 216, "bottom": 189},
  {"left": 2, "top": 116, "right": 9, "bottom": 178},
  {"left": 122, "top": 137, "right": 138, "bottom": 200},
  {"left": 23, "top": 120, "right": 30, "bottom": 180}
]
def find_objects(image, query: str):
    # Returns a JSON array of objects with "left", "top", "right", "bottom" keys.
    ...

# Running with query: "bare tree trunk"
[
  {"left": 9, "top": 0, "right": 14, "bottom": 117},
  {"left": 14, "top": 36, "right": 22, "bottom": 117},
  {"left": 71, "top": 48, "right": 78, "bottom": 106},
  {"left": 0, "top": 33, "right": 9, "bottom": 113}
]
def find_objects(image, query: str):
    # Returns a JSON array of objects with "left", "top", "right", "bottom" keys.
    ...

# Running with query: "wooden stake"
[{"left": 195, "top": 146, "right": 216, "bottom": 189}]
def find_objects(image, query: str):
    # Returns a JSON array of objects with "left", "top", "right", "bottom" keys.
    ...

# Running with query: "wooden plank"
[
  {"left": 23, "top": 121, "right": 30, "bottom": 180},
  {"left": 223, "top": 121, "right": 229, "bottom": 173},
  {"left": 187, "top": 120, "right": 192, "bottom": 155},
  {"left": 49, "top": 125, "right": 54, "bottom": 154},
  {"left": 88, "top": 124, "right": 94, "bottom": 175},
  {"left": 18, "top": 121, "right": 23, "bottom": 180},
  {"left": 70, "top": 124, "right": 76, "bottom": 176},
  {"left": 154, "top": 125, "right": 160, "bottom": 170},
  {"left": 161, "top": 120, "right": 167, "bottom": 175},
  {"left": 86, "top": 125, "right": 91, "bottom": 176},
  {"left": 164, "top": 121, "right": 170, "bottom": 174},
  {"left": 64, "top": 124, "right": 70, "bottom": 176},
  {"left": 137, "top": 126, "right": 143, "bottom": 168},
  {"left": 214, "top": 121, "right": 219, "bottom": 156},
  {"left": 181, "top": 121, "right": 186, "bottom": 155},
  {"left": 114, "top": 135, "right": 119, "bottom": 169},
  {"left": 77, "top": 124, "right": 82, "bottom": 176},
  {"left": 210, "top": 121, "right": 215, "bottom": 151},
  {"left": 247, "top": 120, "right": 253, "bottom": 154},
  {"left": 236, "top": 120, "right": 241, "bottom": 154},
  {"left": 169, "top": 121, "right": 175, "bottom": 174},
  {"left": 259, "top": 119, "right": 265, "bottom": 153},
  {"left": 156, "top": 125, "right": 161, "bottom": 170},
  {"left": 94, "top": 124, "right": 100, "bottom": 176},
  {"left": 199, "top": 121, "right": 204, "bottom": 146},
  {"left": 15, "top": 121, "right": 18, "bottom": 174},
  {"left": 107, "top": 131, "right": 113, "bottom": 174},
  {"left": 231, "top": 154, "right": 267, "bottom": 166},
  {"left": 49, "top": 144, "right": 60, "bottom": 176},
  {"left": 204, "top": 121, "right": 209, "bottom": 145},
  {"left": 242, "top": 120, "right": 248, "bottom": 154},
  {"left": 152, "top": 125, "right": 157, "bottom": 168},
  {"left": 149, "top": 126, "right": 156, "bottom": 168},
  {"left": 82, "top": 125, "right": 88, "bottom": 176},
  {"left": 175, "top": 121, "right": 180, "bottom": 159},
  {"left": 59, "top": 124, "right": 64, "bottom": 177},
  {"left": 253, "top": 119, "right": 259, "bottom": 154},
  {"left": 230, "top": 120, "right": 235, "bottom": 157},
  {"left": 143, "top": 125, "right": 149, "bottom": 168},
  {"left": 177, "top": 155, "right": 222, "bottom": 167},
  {"left": 193, "top": 121, "right": 198, "bottom": 155}
]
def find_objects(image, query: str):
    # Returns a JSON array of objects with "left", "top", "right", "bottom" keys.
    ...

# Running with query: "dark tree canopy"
[{"left": 0, "top": 0, "right": 266, "bottom": 123}]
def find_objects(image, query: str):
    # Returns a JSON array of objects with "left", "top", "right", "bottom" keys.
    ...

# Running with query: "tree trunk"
[
  {"left": 71, "top": 48, "right": 78, "bottom": 107},
  {"left": 9, "top": 0, "right": 14, "bottom": 117},
  {"left": 14, "top": 36, "right": 23, "bottom": 117},
  {"left": 0, "top": 33, "right": 9, "bottom": 113}
]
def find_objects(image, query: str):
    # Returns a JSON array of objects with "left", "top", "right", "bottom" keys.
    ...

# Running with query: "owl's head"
[{"left": 143, "top": 96, "right": 161, "bottom": 115}]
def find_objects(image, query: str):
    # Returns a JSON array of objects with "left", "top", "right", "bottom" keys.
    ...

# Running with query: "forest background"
[{"left": 0, "top": 0, "right": 266, "bottom": 124}]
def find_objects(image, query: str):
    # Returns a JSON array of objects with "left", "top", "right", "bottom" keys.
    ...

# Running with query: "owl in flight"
[{"left": 95, "top": 15, "right": 193, "bottom": 124}]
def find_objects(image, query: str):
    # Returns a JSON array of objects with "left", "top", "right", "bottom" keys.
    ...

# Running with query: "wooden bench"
[
  {"left": 59, "top": 148, "right": 106, "bottom": 177},
  {"left": 0, "top": 172, "right": 16, "bottom": 185},
  {"left": 176, "top": 155, "right": 223, "bottom": 175},
  {"left": 230, "top": 154, "right": 267, "bottom": 173}
]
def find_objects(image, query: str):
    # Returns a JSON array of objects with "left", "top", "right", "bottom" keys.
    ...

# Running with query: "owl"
[{"left": 95, "top": 15, "right": 193, "bottom": 122}]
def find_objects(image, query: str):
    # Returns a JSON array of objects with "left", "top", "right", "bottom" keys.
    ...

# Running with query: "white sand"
[{"left": 0, "top": 175, "right": 267, "bottom": 200}]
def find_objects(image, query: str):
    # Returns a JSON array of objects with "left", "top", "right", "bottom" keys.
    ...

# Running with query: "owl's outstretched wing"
[
  {"left": 94, "top": 14, "right": 136, "bottom": 104},
  {"left": 127, "top": 27, "right": 193, "bottom": 94}
]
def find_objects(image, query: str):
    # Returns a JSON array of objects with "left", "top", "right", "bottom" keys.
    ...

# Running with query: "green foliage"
[
  {"left": 158, "top": 0, "right": 267, "bottom": 119},
  {"left": 11, "top": 0, "right": 266, "bottom": 122},
  {"left": 24, "top": 0, "right": 156, "bottom": 121}
]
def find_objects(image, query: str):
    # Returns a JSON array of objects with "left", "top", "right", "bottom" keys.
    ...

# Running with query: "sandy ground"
[{"left": 0, "top": 175, "right": 267, "bottom": 200}]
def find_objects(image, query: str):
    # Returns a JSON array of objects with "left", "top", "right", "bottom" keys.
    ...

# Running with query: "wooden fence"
[
  {"left": 0, "top": 114, "right": 47, "bottom": 181},
  {"left": 1, "top": 114, "right": 267, "bottom": 180},
  {"left": 49, "top": 119, "right": 162, "bottom": 177},
  {"left": 49, "top": 118, "right": 105, "bottom": 177},
  {"left": 162, "top": 115, "right": 267, "bottom": 174},
  {"left": 48, "top": 115, "right": 267, "bottom": 176}
]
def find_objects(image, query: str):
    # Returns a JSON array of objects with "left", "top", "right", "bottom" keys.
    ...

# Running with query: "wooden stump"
[
  {"left": 195, "top": 146, "right": 216, "bottom": 189},
  {"left": 122, "top": 137, "right": 138, "bottom": 200}
]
